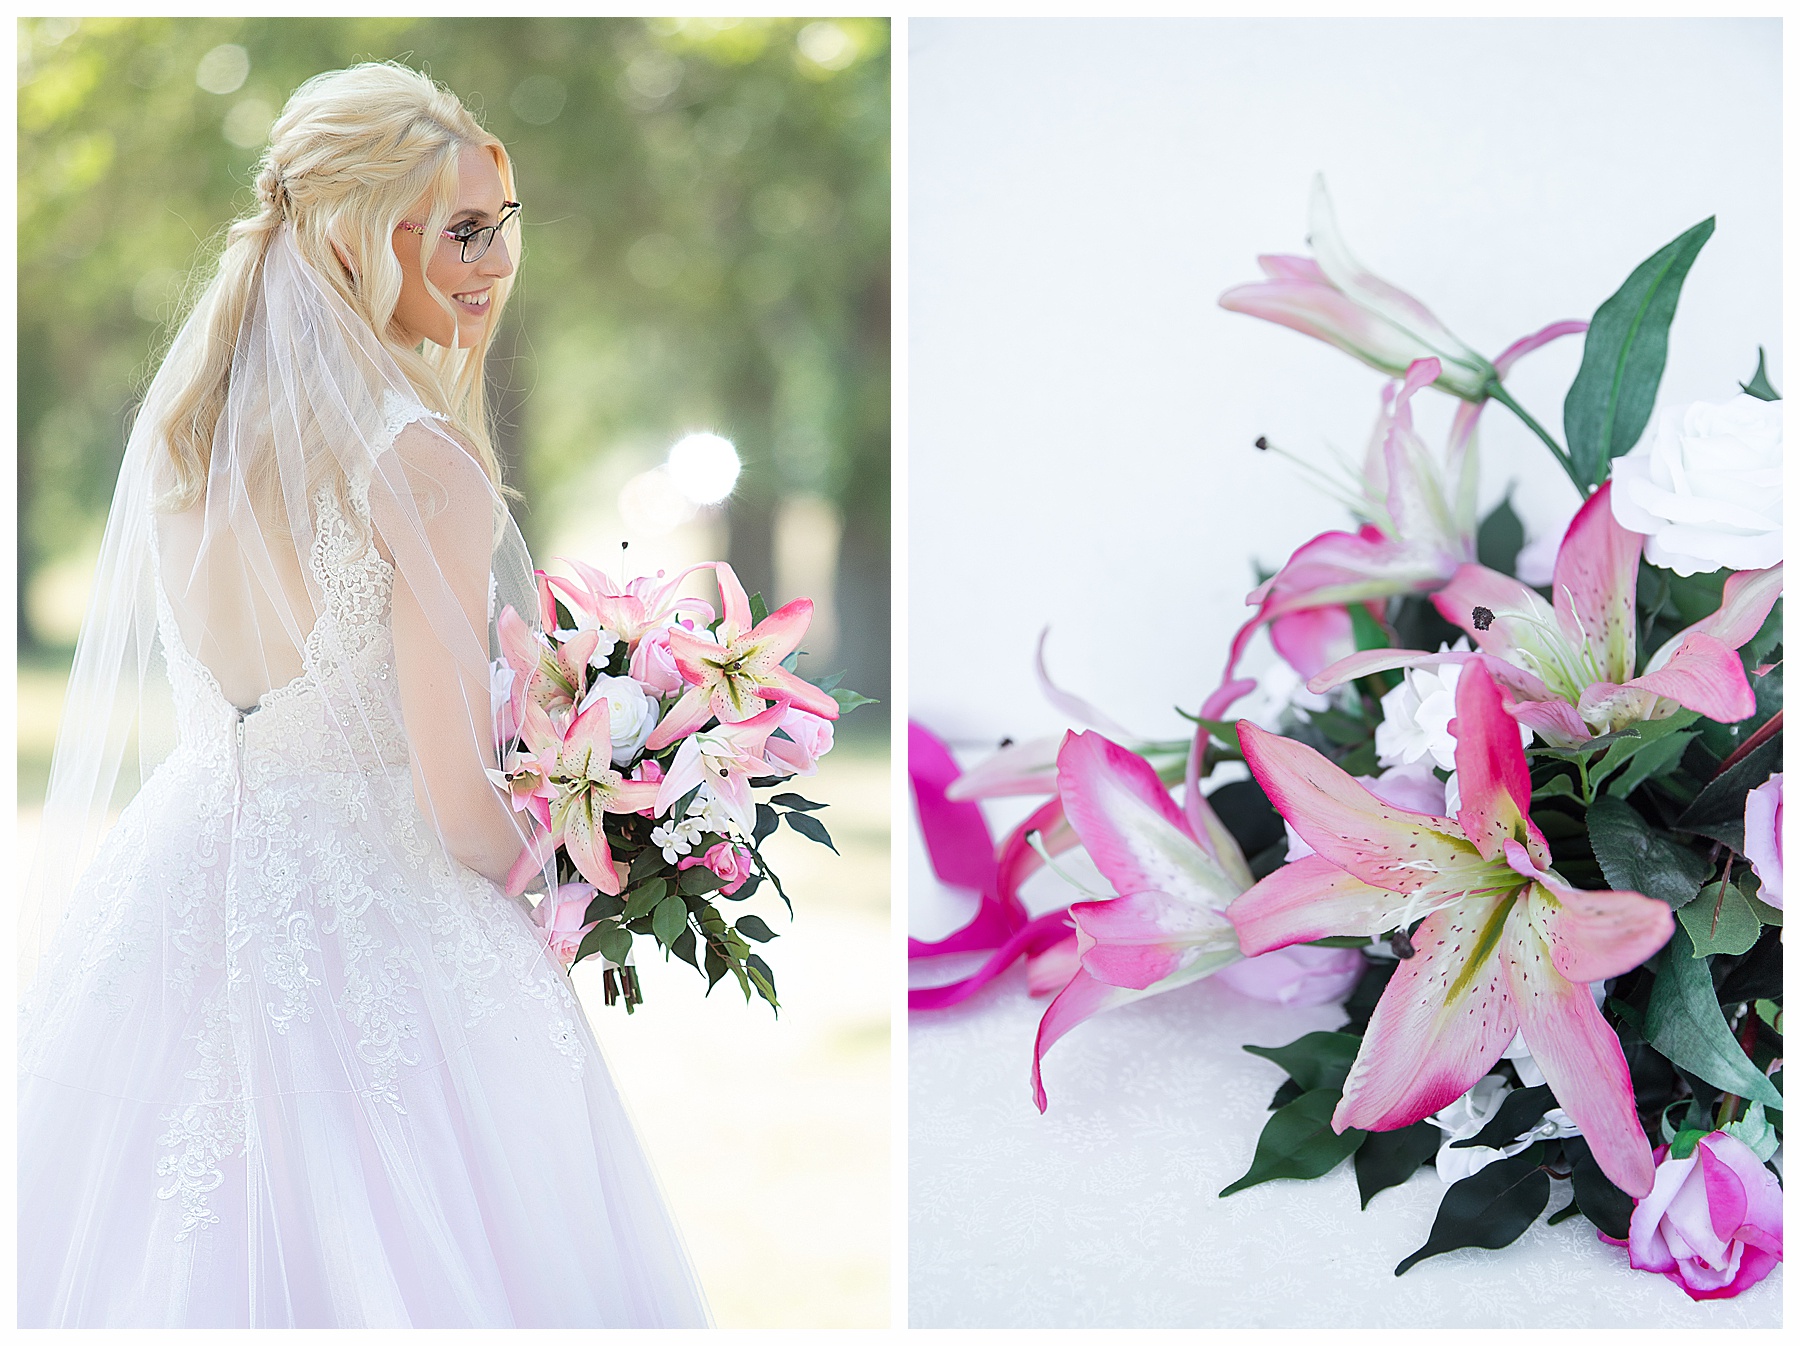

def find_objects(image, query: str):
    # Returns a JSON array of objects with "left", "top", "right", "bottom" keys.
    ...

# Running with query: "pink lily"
[
  {"left": 504, "top": 695, "right": 660, "bottom": 898},
  {"left": 644, "top": 562, "right": 838, "bottom": 750},
  {"left": 1307, "top": 482, "right": 1784, "bottom": 746},
  {"left": 545, "top": 558, "right": 717, "bottom": 648},
  {"left": 489, "top": 699, "right": 560, "bottom": 831},
  {"left": 1220, "top": 177, "right": 1496, "bottom": 399},
  {"left": 1228, "top": 661, "right": 1673, "bottom": 1196},
  {"left": 1031, "top": 730, "right": 1253, "bottom": 1111},
  {"left": 654, "top": 697, "right": 788, "bottom": 834},
  {"left": 497, "top": 602, "right": 598, "bottom": 726}
]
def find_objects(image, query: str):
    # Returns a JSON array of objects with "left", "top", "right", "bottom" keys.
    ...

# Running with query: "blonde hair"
[{"left": 156, "top": 61, "right": 518, "bottom": 511}]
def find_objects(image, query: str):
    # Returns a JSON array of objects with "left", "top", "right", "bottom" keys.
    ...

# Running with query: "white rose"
[
  {"left": 576, "top": 673, "right": 659, "bottom": 765},
  {"left": 1609, "top": 393, "right": 1782, "bottom": 576},
  {"left": 1375, "top": 644, "right": 1529, "bottom": 774}
]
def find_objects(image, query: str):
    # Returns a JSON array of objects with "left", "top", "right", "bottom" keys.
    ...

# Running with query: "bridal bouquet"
[
  {"left": 493, "top": 556, "right": 870, "bottom": 1011},
  {"left": 913, "top": 183, "right": 1783, "bottom": 1298}
]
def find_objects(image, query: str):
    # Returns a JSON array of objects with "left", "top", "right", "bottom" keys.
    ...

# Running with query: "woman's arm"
[{"left": 373, "top": 420, "right": 529, "bottom": 886}]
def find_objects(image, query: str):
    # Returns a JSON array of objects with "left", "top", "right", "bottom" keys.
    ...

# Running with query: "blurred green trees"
[{"left": 18, "top": 16, "right": 889, "bottom": 708}]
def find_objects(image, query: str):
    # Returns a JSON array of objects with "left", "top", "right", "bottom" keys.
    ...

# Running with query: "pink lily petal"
[
  {"left": 1434, "top": 563, "right": 1560, "bottom": 663},
  {"left": 909, "top": 721, "right": 999, "bottom": 897},
  {"left": 1031, "top": 967, "right": 1151, "bottom": 1113},
  {"left": 1238, "top": 721, "right": 1471, "bottom": 893},
  {"left": 1305, "top": 645, "right": 1461, "bottom": 695},
  {"left": 644, "top": 684, "right": 713, "bottom": 751},
  {"left": 653, "top": 738, "right": 710, "bottom": 816},
  {"left": 1025, "top": 933, "right": 1080, "bottom": 997},
  {"left": 1451, "top": 661, "right": 1549, "bottom": 864},
  {"left": 1550, "top": 481, "right": 1640, "bottom": 686},
  {"left": 994, "top": 797, "right": 1075, "bottom": 916},
  {"left": 1069, "top": 890, "right": 1233, "bottom": 990},
  {"left": 1035, "top": 628, "right": 1137, "bottom": 740},
  {"left": 713, "top": 561, "right": 755, "bottom": 639},
  {"left": 1227, "top": 854, "right": 1414, "bottom": 954},
  {"left": 1333, "top": 893, "right": 1520, "bottom": 1133},
  {"left": 1521, "top": 875, "right": 1672, "bottom": 984},
  {"left": 1505, "top": 693, "right": 1593, "bottom": 746},
  {"left": 558, "top": 695, "right": 613, "bottom": 780},
  {"left": 1183, "top": 725, "right": 1254, "bottom": 889},
  {"left": 560, "top": 791, "right": 622, "bottom": 895},
  {"left": 1269, "top": 605, "right": 1356, "bottom": 680},
  {"left": 1502, "top": 899, "right": 1654, "bottom": 1196},
  {"left": 1625, "top": 631, "right": 1756, "bottom": 723},
  {"left": 1679, "top": 564, "right": 1784, "bottom": 652},
  {"left": 1057, "top": 731, "right": 1241, "bottom": 910},
  {"left": 1491, "top": 319, "right": 1589, "bottom": 378},
  {"left": 909, "top": 907, "right": 1074, "bottom": 1011},
  {"left": 756, "top": 664, "right": 840, "bottom": 721},
  {"left": 602, "top": 779, "right": 662, "bottom": 814},
  {"left": 944, "top": 735, "right": 1063, "bottom": 800},
  {"left": 741, "top": 596, "right": 814, "bottom": 667},
  {"left": 503, "top": 822, "right": 560, "bottom": 898}
]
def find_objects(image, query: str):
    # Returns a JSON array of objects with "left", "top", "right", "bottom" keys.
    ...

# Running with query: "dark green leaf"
[
  {"left": 815, "top": 669, "right": 846, "bottom": 693},
  {"left": 1348, "top": 603, "right": 1389, "bottom": 652},
  {"left": 1206, "top": 779, "right": 1286, "bottom": 862},
  {"left": 1588, "top": 709, "right": 1698, "bottom": 783},
  {"left": 1676, "top": 732, "right": 1782, "bottom": 851},
  {"left": 770, "top": 792, "right": 827, "bottom": 812},
  {"left": 670, "top": 925, "right": 699, "bottom": 969},
  {"left": 651, "top": 894, "right": 689, "bottom": 947},
  {"left": 1529, "top": 726, "right": 1641, "bottom": 761},
  {"left": 1585, "top": 796, "right": 1711, "bottom": 908},
  {"left": 829, "top": 687, "right": 879, "bottom": 714},
  {"left": 1644, "top": 925, "right": 1783, "bottom": 1107},
  {"left": 628, "top": 848, "right": 666, "bottom": 885},
  {"left": 1740, "top": 346, "right": 1781, "bottom": 401},
  {"left": 1604, "top": 731, "right": 1695, "bottom": 799},
  {"left": 1450, "top": 1085, "right": 1554, "bottom": 1149},
  {"left": 1477, "top": 493, "right": 1525, "bottom": 576},
  {"left": 785, "top": 810, "right": 838, "bottom": 853},
  {"left": 703, "top": 939, "right": 729, "bottom": 992},
  {"left": 1677, "top": 881, "right": 1761, "bottom": 957},
  {"left": 1547, "top": 1200, "right": 1583, "bottom": 1226},
  {"left": 583, "top": 890, "right": 625, "bottom": 925},
  {"left": 1243, "top": 1031, "right": 1363, "bottom": 1095},
  {"left": 572, "top": 922, "right": 608, "bottom": 967},
  {"left": 1395, "top": 1145, "right": 1550, "bottom": 1275},
  {"left": 744, "top": 952, "right": 779, "bottom": 1011},
  {"left": 1219, "top": 1089, "right": 1367, "bottom": 1197},
  {"left": 1563, "top": 217, "right": 1715, "bottom": 490},
  {"left": 754, "top": 802, "right": 779, "bottom": 845},
  {"left": 677, "top": 865, "right": 727, "bottom": 896},
  {"left": 622, "top": 878, "right": 667, "bottom": 922},
  {"left": 595, "top": 923, "right": 634, "bottom": 967},
  {"left": 1269, "top": 1077, "right": 1304, "bottom": 1111},
  {"left": 749, "top": 591, "right": 770, "bottom": 626},
  {"left": 1354, "top": 1121, "right": 1440, "bottom": 1209},
  {"left": 1341, "top": 957, "right": 1397, "bottom": 1035},
  {"left": 1564, "top": 1136, "right": 1633, "bottom": 1240},
  {"left": 734, "top": 913, "right": 778, "bottom": 942}
]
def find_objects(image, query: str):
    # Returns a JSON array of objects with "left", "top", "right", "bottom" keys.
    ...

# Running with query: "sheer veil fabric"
[{"left": 18, "top": 227, "right": 710, "bottom": 1326}]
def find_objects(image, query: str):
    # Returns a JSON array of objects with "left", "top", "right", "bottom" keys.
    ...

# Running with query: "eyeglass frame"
[{"left": 396, "top": 201, "right": 521, "bottom": 263}]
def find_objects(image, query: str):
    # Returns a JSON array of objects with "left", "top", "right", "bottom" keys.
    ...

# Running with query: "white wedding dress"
[{"left": 18, "top": 393, "right": 711, "bottom": 1327}]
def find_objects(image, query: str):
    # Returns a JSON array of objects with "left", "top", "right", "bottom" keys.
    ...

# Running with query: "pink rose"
[
  {"left": 1743, "top": 772, "right": 1782, "bottom": 909},
  {"left": 764, "top": 707, "right": 835, "bottom": 777},
  {"left": 629, "top": 626, "right": 685, "bottom": 696},
  {"left": 532, "top": 882, "right": 598, "bottom": 966},
  {"left": 1603, "top": 1132, "right": 1783, "bottom": 1300},
  {"left": 677, "top": 841, "right": 753, "bottom": 896},
  {"left": 1215, "top": 942, "right": 1365, "bottom": 1007},
  {"left": 630, "top": 759, "right": 663, "bottom": 817}
]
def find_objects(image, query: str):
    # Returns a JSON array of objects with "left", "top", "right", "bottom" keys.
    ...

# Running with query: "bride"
[{"left": 18, "top": 63, "right": 710, "bottom": 1328}]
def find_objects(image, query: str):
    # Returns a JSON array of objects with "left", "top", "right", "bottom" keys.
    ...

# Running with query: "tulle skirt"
[{"left": 18, "top": 749, "right": 710, "bottom": 1327}]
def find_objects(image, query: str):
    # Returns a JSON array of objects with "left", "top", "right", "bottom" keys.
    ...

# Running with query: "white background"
[
  {"left": 910, "top": 16, "right": 1782, "bottom": 746},
  {"left": 907, "top": 16, "right": 1782, "bottom": 1328}
]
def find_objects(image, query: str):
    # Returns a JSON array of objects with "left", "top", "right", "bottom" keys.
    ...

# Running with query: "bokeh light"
[{"left": 666, "top": 432, "right": 741, "bottom": 504}]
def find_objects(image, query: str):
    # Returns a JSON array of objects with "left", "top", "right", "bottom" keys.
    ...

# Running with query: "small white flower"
[
  {"left": 556, "top": 615, "right": 623, "bottom": 669},
  {"left": 651, "top": 821, "right": 695, "bottom": 864}
]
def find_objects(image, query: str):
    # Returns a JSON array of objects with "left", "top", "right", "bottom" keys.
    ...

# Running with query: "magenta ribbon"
[{"left": 908, "top": 721, "right": 1074, "bottom": 1009}]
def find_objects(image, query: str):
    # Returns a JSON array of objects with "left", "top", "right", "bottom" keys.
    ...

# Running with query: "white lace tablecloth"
[{"left": 908, "top": 818, "right": 1782, "bottom": 1329}]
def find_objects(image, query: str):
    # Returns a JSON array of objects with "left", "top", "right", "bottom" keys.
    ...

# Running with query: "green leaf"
[
  {"left": 1587, "top": 709, "right": 1698, "bottom": 783},
  {"left": 744, "top": 952, "right": 779, "bottom": 1011},
  {"left": 677, "top": 865, "right": 727, "bottom": 896},
  {"left": 1676, "top": 731, "right": 1782, "bottom": 852},
  {"left": 749, "top": 591, "right": 770, "bottom": 626},
  {"left": 628, "top": 848, "right": 666, "bottom": 886},
  {"left": 582, "top": 890, "right": 626, "bottom": 925},
  {"left": 829, "top": 686, "right": 879, "bottom": 714},
  {"left": 1219, "top": 1089, "right": 1367, "bottom": 1197},
  {"left": 1449, "top": 1085, "right": 1554, "bottom": 1150},
  {"left": 1644, "top": 925, "right": 1783, "bottom": 1108},
  {"left": 1187, "top": 716, "right": 1243, "bottom": 754},
  {"left": 734, "top": 913, "right": 778, "bottom": 943},
  {"left": 1585, "top": 796, "right": 1711, "bottom": 908},
  {"left": 1677, "top": 881, "right": 1761, "bottom": 957},
  {"left": 572, "top": 922, "right": 608, "bottom": 967},
  {"left": 1603, "top": 731, "right": 1695, "bottom": 799},
  {"left": 1740, "top": 346, "right": 1781, "bottom": 401},
  {"left": 770, "top": 792, "right": 827, "bottom": 812},
  {"left": 670, "top": 925, "right": 699, "bottom": 969},
  {"left": 622, "top": 877, "right": 668, "bottom": 922},
  {"left": 1242, "top": 1031, "right": 1363, "bottom": 1095},
  {"left": 1564, "top": 1135, "right": 1633, "bottom": 1240},
  {"left": 1476, "top": 492, "right": 1525, "bottom": 576},
  {"left": 1348, "top": 603, "right": 1389, "bottom": 652},
  {"left": 1395, "top": 1144, "right": 1550, "bottom": 1275},
  {"left": 595, "top": 923, "right": 634, "bottom": 967},
  {"left": 1563, "top": 217, "right": 1715, "bottom": 490},
  {"left": 1530, "top": 773, "right": 1585, "bottom": 803},
  {"left": 785, "top": 810, "right": 838, "bottom": 853},
  {"left": 702, "top": 939, "right": 729, "bottom": 992},
  {"left": 1529, "top": 725, "right": 1640, "bottom": 761},
  {"left": 1353, "top": 1121, "right": 1440, "bottom": 1210},
  {"left": 651, "top": 894, "right": 689, "bottom": 947},
  {"left": 754, "top": 802, "right": 780, "bottom": 845}
]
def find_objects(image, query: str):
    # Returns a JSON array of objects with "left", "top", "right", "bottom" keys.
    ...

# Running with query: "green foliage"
[
  {"left": 1563, "top": 218, "right": 1714, "bottom": 491},
  {"left": 1475, "top": 493, "right": 1525, "bottom": 576},
  {"left": 1448, "top": 1085, "right": 1552, "bottom": 1150},
  {"left": 1395, "top": 1144, "right": 1550, "bottom": 1276},
  {"left": 1563, "top": 1136, "right": 1633, "bottom": 1241},
  {"left": 1242, "top": 1031, "right": 1361, "bottom": 1095},
  {"left": 784, "top": 809, "right": 836, "bottom": 852},
  {"left": 1644, "top": 925, "right": 1783, "bottom": 1109},
  {"left": 1219, "top": 1089, "right": 1366, "bottom": 1198},
  {"left": 1677, "top": 728, "right": 1782, "bottom": 853},
  {"left": 1740, "top": 346, "right": 1781, "bottom": 400},
  {"left": 1677, "top": 881, "right": 1762, "bottom": 958},
  {"left": 1353, "top": 1123, "right": 1440, "bottom": 1210},
  {"left": 1585, "top": 796, "right": 1710, "bottom": 908}
]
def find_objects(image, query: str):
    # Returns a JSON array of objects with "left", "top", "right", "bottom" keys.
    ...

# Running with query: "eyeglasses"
[{"left": 397, "top": 201, "right": 521, "bottom": 263}]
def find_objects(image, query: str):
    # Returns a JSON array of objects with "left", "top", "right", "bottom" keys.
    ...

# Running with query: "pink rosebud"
[
  {"left": 677, "top": 841, "right": 754, "bottom": 896},
  {"left": 1602, "top": 1132, "right": 1783, "bottom": 1300},
  {"left": 764, "top": 707, "right": 835, "bottom": 777},
  {"left": 531, "top": 882, "right": 598, "bottom": 966},
  {"left": 630, "top": 759, "right": 663, "bottom": 817},
  {"left": 1743, "top": 772, "right": 1782, "bottom": 909},
  {"left": 1214, "top": 942, "right": 1365, "bottom": 1006},
  {"left": 629, "top": 625, "right": 685, "bottom": 696}
]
